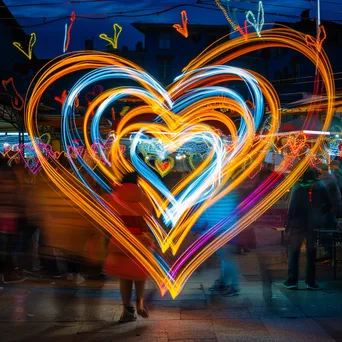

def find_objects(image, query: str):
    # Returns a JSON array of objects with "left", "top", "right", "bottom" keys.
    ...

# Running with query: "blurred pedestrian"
[
  {"left": 0, "top": 162, "right": 26, "bottom": 283},
  {"left": 316, "top": 163, "right": 341, "bottom": 263},
  {"left": 208, "top": 192, "right": 240, "bottom": 297},
  {"left": 330, "top": 159, "right": 342, "bottom": 192},
  {"left": 284, "top": 168, "right": 331, "bottom": 290},
  {"left": 104, "top": 172, "right": 153, "bottom": 323},
  {"left": 209, "top": 245, "right": 240, "bottom": 296}
]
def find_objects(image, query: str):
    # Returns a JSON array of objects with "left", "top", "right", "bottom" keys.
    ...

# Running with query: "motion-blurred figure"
[
  {"left": 316, "top": 163, "right": 341, "bottom": 263},
  {"left": 37, "top": 174, "right": 97, "bottom": 283},
  {"left": 330, "top": 159, "right": 342, "bottom": 192},
  {"left": 209, "top": 245, "right": 240, "bottom": 297},
  {"left": 284, "top": 168, "right": 331, "bottom": 290},
  {"left": 207, "top": 192, "right": 240, "bottom": 297},
  {"left": 104, "top": 172, "right": 153, "bottom": 323},
  {"left": 0, "top": 161, "right": 25, "bottom": 283}
]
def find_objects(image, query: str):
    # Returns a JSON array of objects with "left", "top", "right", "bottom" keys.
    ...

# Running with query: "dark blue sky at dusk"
[{"left": 4, "top": 0, "right": 342, "bottom": 59}]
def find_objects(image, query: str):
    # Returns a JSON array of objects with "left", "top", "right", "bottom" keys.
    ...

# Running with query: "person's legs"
[
  {"left": 317, "top": 212, "right": 336, "bottom": 260},
  {"left": 209, "top": 248, "right": 229, "bottom": 291},
  {"left": 2, "top": 234, "right": 25, "bottom": 283},
  {"left": 32, "top": 229, "right": 40, "bottom": 270},
  {"left": 135, "top": 280, "right": 148, "bottom": 317},
  {"left": 68, "top": 260, "right": 81, "bottom": 273},
  {"left": 220, "top": 244, "right": 240, "bottom": 296},
  {"left": 222, "top": 261, "right": 239, "bottom": 289},
  {"left": 286, "top": 232, "right": 305, "bottom": 286},
  {"left": 119, "top": 279, "right": 136, "bottom": 322},
  {"left": 134, "top": 280, "right": 145, "bottom": 304},
  {"left": 305, "top": 232, "right": 317, "bottom": 287},
  {"left": 247, "top": 227, "right": 257, "bottom": 249},
  {"left": 15, "top": 222, "right": 36, "bottom": 270},
  {"left": 66, "top": 260, "right": 85, "bottom": 284},
  {"left": 120, "top": 279, "right": 134, "bottom": 307}
]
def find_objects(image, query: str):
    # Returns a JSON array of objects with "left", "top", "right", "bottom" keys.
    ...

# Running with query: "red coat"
[{"left": 104, "top": 183, "right": 153, "bottom": 280}]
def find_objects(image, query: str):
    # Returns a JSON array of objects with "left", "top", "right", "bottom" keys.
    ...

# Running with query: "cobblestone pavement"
[{"left": 1, "top": 227, "right": 342, "bottom": 342}]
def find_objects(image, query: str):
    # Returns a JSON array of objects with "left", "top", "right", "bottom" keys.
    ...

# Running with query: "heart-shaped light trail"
[
  {"left": 71, "top": 65, "right": 265, "bottom": 245},
  {"left": 25, "top": 27, "right": 335, "bottom": 298}
]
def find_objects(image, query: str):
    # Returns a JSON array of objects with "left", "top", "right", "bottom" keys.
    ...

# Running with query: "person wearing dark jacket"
[
  {"left": 316, "top": 163, "right": 342, "bottom": 262},
  {"left": 283, "top": 168, "right": 331, "bottom": 290}
]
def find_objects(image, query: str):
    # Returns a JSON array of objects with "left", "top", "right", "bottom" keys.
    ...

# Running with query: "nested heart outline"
[
  {"left": 77, "top": 67, "right": 272, "bottom": 253},
  {"left": 25, "top": 28, "right": 335, "bottom": 298}
]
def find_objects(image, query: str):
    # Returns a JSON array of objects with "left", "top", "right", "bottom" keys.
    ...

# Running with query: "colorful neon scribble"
[
  {"left": 216, "top": 0, "right": 247, "bottom": 38},
  {"left": 63, "top": 11, "right": 76, "bottom": 53},
  {"left": 2, "top": 77, "right": 24, "bottom": 111},
  {"left": 173, "top": 11, "right": 189, "bottom": 38},
  {"left": 246, "top": 1, "right": 264, "bottom": 38},
  {"left": 13, "top": 32, "right": 36, "bottom": 60},
  {"left": 99, "top": 23, "right": 123, "bottom": 49},
  {"left": 305, "top": 25, "right": 327, "bottom": 53},
  {"left": 24, "top": 27, "right": 335, "bottom": 299}
]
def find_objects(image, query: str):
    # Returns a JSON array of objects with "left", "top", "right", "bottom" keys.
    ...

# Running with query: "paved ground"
[{"left": 1, "top": 227, "right": 342, "bottom": 342}]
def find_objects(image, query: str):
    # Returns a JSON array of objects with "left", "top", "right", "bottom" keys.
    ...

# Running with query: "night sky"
[{"left": 4, "top": 0, "right": 342, "bottom": 59}]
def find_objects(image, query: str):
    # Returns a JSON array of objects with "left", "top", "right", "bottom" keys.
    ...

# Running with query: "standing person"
[
  {"left": 104, "top": 172, "right": 153, "bottom": 323},
  {"left": 316, "top": 163, "right": 341, "bottom": 262},
  {"left": 283, "top": 168, "right": 331, "bottom": 290},
  {"left": 207, "top": 192, "right": 240, "bottom": 297},
  {"left": 209, "top": 245, "right": 240, "bottom": 296},
  {"left": 330, "top": 159, "right": 342, "bottom": 192},
  {"left": 318, "top": 163, "right": 341, "bottom": 211}
]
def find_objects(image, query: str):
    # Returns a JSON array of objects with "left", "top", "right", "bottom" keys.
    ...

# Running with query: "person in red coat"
[{"left": 104, "top": 172, "right": 153, "bottom": 323}]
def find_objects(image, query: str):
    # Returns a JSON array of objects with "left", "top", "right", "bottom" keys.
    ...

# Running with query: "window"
[
  {"left": 159, "top": 33, "right": 171, "bottom": 50},
  {"left": 157, "top": 56, "right": 173, "bottom": 80}
]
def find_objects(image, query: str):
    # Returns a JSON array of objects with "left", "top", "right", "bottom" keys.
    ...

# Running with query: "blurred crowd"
[
  {"left": 1, "top": 156, "right": 342, "bottom": 321},
  {"left": 0, "top": 157, "right": 106, "bottom": 284}
]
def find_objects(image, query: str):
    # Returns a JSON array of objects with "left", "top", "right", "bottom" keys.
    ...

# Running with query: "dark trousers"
[
  {"left": 68, "top": 260, "right": 81, "bottom": 274},
  {"left": 288, "top": 231, "right": 316, "bottom": 285},
  {"left": 0, "top": 233, "right": 18, "bottom": 273},
  {"left": 321, "top": 212, "right": 337, "bottom": 256},
  {"left": 16, "top": 225, "right": 37, "bottom": 270}
]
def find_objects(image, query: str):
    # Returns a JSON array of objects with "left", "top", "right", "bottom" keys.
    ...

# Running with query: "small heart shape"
[{"left": 146, "top": 156, "right": 175, "bottom": 178}]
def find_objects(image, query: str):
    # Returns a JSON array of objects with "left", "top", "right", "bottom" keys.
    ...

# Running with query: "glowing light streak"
[
  {"left": 216, "top": 0, "right": 247, "bottom": 38},
  {"left": 63, "top": 11, "right": 76, "bottom": 53},
  {"left": 2, "top": 77, "right": 24, "bottom": 111},
  {"left": 118, "top": 105, "right": 130, "bottom": 117},
  {"left": 24, "top": 28, "right": 335, "bottom": 298},
  {"left": 13, "top": 32, "right": 36, "bottom": 60},
  {"left": 305, "top": 25, "right": 326, "bottom": 52},
  {"left": 246, "top": 1, "right": 264, "bottom": 38},
  {"left": 99, "top": 23, "right": 122, "bottom": 49},
  {"left": 173, "top": 10, "right": 189, "bottom": 38},
  {"left": 54, "top": 89, "right": 79, "bottom": 108}
]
